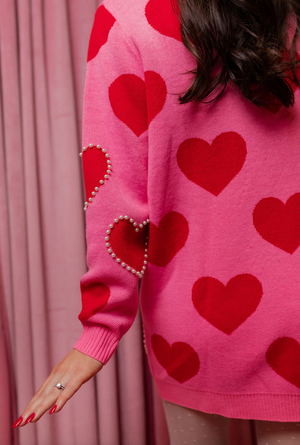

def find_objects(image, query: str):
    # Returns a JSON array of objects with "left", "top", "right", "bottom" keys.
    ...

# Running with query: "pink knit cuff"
[{"left": 72, "top": 322, "right": 120, "bottom": 365}]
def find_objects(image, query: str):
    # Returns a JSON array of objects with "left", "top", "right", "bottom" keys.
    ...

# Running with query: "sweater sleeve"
[{"left": 72, "top": 5, "right": 149, "bottom": 365}]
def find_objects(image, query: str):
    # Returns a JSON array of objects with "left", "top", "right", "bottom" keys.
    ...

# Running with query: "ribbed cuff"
[{"left": 72, "top": 322, "right": 120, "bottom": 365}]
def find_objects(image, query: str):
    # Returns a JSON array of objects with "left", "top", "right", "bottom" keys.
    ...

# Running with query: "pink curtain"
[{"left": 0, "top": 0, "right": 256, "bottom": 444}]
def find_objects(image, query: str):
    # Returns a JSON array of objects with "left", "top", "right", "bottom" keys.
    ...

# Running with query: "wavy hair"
[{"left": 173, "top": 0, "right": 300, "bottom": 108}]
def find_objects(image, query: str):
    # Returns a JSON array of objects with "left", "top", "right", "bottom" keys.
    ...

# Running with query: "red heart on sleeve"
[
  {"left": 145, "top": 0, "right": 182, "bottom": 42},
  {"left": 108, "top": 217, "right": 149, "bottom": 275},
  {"left": 109, "top": 71, "right": 167, "bottom": 137},
  {"left": 81, "top": 144, "right": 111, "bottom": 207},
  {"left": 78, "top": 282, "right": 111, "bottom": 321},
  {"left": 87, "top": 5, "right": 116, "bottom": 62}
]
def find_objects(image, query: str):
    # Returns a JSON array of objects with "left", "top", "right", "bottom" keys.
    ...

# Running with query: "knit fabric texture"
[{"left": 73, "top": 0, "right": 300, "bottom": 421}]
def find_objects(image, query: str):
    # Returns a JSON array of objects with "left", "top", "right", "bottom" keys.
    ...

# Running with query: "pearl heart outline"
[
  {"left": 79, "top": 143, "right": 112, "bottom": 211},
  {"left": 105, "top": 215, "right": 150, "bottom": 278}
]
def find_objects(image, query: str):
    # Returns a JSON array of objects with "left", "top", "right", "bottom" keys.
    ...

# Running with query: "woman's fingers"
[
  {"left": 13, "top": 349, "right": 103, "bottom": 427},
  {"left": 17, "top": 374, "right": 71, "bottom": 426},
  {"left": 48, "top": 375, "right": 84, "bottom": 414}
]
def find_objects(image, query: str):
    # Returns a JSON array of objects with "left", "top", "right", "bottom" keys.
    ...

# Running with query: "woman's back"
[{"left": 74, "top": 0, "right": 300, "bottom": 423}]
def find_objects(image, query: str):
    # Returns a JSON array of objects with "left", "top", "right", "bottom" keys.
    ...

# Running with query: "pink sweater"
[{"left": 73, "top": 0, "right": 300, "bottom": 421}]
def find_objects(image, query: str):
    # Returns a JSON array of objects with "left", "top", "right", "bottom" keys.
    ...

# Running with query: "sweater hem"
[
  {"left": 72, "top": 322, "right": 120, "bottom": 365},
  {"left": 155, "top": 378, "right": 300, "bottom": 421}
]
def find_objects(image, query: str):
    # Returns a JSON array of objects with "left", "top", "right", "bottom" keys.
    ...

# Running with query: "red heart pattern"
[
  {"left": 151, "top": 334, "right": 200, "bottom": 383},
  {"left": 266, "top": 337, "right": 300, "bottom": 388},
  {"left": 85, "top": 4, "right": 300, "bottom": 390},
  {"left": 145, "top": 71, "right": 168, "bottom": 124},
  {"left": 145, "top": 0, "right": 182, "bottom": 42},
  {"left": 177, "top": 132, "right": 247, "bottom": 196},
  {"left": 148, "top": 212, "right": 189, "bottom": 267},
  {"left": 109, "top": 71, "right": 167, "bottom": 137},
  {"left": 253, "top": 193, "right": 300, "bottom": 254},
  {"left": 87, "top": 5, "right": 116, "bottom": 62},
  {"left": 81, "top": 144, "right": 111, "bottom": 209},
  {"left": 107, "top": 216, "right": 149, "bottom": 276},
  {"left": 78, "top": 282, "right": 111, "bottom": 321},
  {"left": 192, "top": 274, "right": 263, "bottom": 334}
]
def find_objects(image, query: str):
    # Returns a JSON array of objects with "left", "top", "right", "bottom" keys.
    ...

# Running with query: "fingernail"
[
  {"left": 49, "top": 405, "right": 57, "bottom": 415},
  {"left": 12, "top": 416, "right": 23, "bottom": 428},
  {"left": 25, "top": 413, "right": 35, "bottom": 424}
]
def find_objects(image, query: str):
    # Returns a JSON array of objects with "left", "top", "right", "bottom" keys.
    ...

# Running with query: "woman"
[{"left": 13, "top": 0, "right": 300, "bottom": 443}]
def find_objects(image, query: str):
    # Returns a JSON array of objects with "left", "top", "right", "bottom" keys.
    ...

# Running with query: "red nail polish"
[
  {"left": 49, "top": 405, "right": 57, "bottom": 415},
  {"left": 12, "top": 416, "right": 23, "bottom": 428},
  {"left": 25, "top": 413, "right": 35, "bottom": 424}
]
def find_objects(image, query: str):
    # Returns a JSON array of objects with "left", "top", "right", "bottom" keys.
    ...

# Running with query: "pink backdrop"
[{"left": 0, "top": 0, "right": 256, "bottom": 443}]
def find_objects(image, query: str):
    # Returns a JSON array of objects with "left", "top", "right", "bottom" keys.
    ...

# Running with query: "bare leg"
[
  {"left": 162, "top": 399, "right": 229, "bottom": 445},
  {"left": 255, "top": 420, "right": 300, "bottom": 445}
]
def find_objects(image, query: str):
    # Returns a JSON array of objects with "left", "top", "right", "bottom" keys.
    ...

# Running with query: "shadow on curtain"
[{"left": 0, "top": 0, "right": 257, "bottom": 443}]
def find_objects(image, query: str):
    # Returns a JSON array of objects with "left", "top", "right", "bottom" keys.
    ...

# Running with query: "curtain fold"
[{"left": 0, "top": 0, "right": 256, "bottom": 443}]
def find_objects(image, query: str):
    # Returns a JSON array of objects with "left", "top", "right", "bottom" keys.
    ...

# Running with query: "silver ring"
[{"left": 55, "top": 383, "right": 66, "bottom": 390}]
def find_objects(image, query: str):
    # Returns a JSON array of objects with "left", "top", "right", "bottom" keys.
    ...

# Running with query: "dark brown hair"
[{"left": 173, "top": 0, "right": 300, "bottom": 108}]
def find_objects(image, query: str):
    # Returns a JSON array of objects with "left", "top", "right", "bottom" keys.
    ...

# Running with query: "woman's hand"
[{"left": 12, "top": 348, "right": 103, "bottom": 428}]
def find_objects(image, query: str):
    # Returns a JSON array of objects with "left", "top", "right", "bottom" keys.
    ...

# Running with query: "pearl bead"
[
  {"left": 97, "top": 145, "right": 101, "bottom": 149},
  {"left": 89, "top": 198, "right": 93, "bottom": 202},
  {"left": 106, "top": 243, "right": 110, "bottom": 247},
  {"left": 145, "top": 248, "right": 148, "bottom": 252},
  {"left": 130, "top": 219, "right": 134, "bottom": 223},
  {"left": 107, "top": 170, "right": 111, "bottom": 174},
  {"left": 114, "top": 219, "right": 119, "bottom": 223},
  {"left": 112, "top": 253, "right": 116, "bottom": 258},
  {"left": 106, "top": 230, "right": 111, "bottom": 234},
  {"left": 133, "top": 222, "right": 137, "bottom": 227},
  {"left": 142, "top": 266, "right": 147, "bottom": 270},
  {"left": 92, "top": 192, "right": 96, "bottom": 196},
  {"left": 135, "top": 228, "right": 139, "bottom": 232},
  {"left": 143, "top": 221, "right": 147, "bottom": 225},
  {"left": 105, "top": 236, "right": 109, "bottom": 241},
  {"left": 119, "top": 216, "right": 124, "bottom": 220},
  {"left": 95, "top": 187, "right": 99, "bottom": 192},
  {"left": 141, "top": 271, "right": 144, "bottom": 275},
  {"left": 83, "top": 147, "right": 87, "bottom": 151},
  {"left": 85, "top": 202, "right": 88, "bottom": 206},
  {"left": 102, "top": 148, "right": 106, "bottom": 153},
  {"left": 105, "top": 154, "right": 109, "bottom": 158},
  {"left": 109, "top": 224, "right": 114, "bottom": 229},
  {"left": 121, "top": 263, "right": 126, "bottom": 267},
  {"left": 124, "top": 216, "right": 129, "bottom": 220},
  {"left": 89, "top": 143, "right": 93, "bottom": 148},
  {"left": 127, "top": 266, "right": 131, "bottom": 271},
  {"left": 147, "top": 219, "right": 150, "bottom": 223},
  {"left": 139, "top": 224, "right": 143, "bottom": 228},
  {"left": 108, "top": 248, "right": 112, "bottom": 253},
  {"left": 117, "top": 258, "right": 121, "bottom": 263},
  {"left": 100, "top": 180, "right": 104, "bottom": 185},
  {"left": 107, "top": 160, "right": 111, "bottom": 164},
  {"left": 144, "top": 254, "right": 148, "bottom": 258},
  {"left": 79, "top": 153, "right": 82, "bottom": 157},
  {"left": 104, "top": 175, "right": 108, "bottom": 179},
  {"left": 144, "top": 260, "right": 147, "bottom": 265},
  {"left": 132, "top": 269, "right": 136, "bottom": 274}
]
